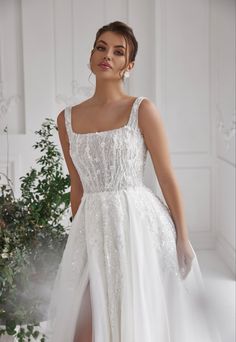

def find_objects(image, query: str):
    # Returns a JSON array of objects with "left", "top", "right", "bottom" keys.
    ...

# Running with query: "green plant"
[{"left": 0, "top": 118, "right": 70, "bottom": 340}]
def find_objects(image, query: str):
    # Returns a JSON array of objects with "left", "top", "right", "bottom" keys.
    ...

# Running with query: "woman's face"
[{"left": 90, "top": 31, "right": 134, "bottom": 81}]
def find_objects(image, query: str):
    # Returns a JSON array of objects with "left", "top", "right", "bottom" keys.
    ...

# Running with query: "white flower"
[{"left": 1, "top": 252, "right": 9, "bottom": 259}]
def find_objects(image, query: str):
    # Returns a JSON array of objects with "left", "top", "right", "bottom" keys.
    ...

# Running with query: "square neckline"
[{"left": 69, "top": 96, "right": 139, "bottom": 136}]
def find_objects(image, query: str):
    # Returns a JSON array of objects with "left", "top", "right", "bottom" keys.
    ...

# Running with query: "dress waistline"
[{"left": 82, "top": 184, "right": 146, "bottom": 197}]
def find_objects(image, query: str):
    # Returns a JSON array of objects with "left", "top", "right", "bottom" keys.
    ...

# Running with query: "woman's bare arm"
[
  {"left": 57, "top": 110, "right": 84, "bottom": 218},
  {"left": 139, "top": 99, "right": 189, "bottom": 242}
]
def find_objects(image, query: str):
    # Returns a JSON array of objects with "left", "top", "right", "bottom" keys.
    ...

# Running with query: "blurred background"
[{"left": 0, "top": 0, "right": 235, "bottom": 341}]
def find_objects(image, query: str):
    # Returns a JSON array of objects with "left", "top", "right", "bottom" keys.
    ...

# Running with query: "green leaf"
[{"left": 0, "top": 118, "right": 69, "bottom": 328}]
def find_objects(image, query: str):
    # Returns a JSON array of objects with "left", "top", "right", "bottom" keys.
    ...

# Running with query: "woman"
[{"left": 45, "top": 21, "right": 221, "bottom": 342}]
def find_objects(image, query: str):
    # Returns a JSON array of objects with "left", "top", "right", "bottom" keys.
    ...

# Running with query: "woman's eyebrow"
[{"left": 97, "top": 39, "right": 125, "bottom": 49}]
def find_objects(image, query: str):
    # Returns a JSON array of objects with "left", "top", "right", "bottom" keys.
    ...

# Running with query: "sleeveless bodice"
[{"left": 64, "top": 97, "right": 148, "bottom": 194}]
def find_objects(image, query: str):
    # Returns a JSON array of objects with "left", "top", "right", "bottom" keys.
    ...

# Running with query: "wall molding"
[{"left": 216, "top": 232, "right": 236, "bottom": 278}]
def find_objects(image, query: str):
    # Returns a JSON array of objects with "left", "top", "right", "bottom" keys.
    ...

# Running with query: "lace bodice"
[{"left": 64, "top": 96, "right": 148, "bottom": 193}]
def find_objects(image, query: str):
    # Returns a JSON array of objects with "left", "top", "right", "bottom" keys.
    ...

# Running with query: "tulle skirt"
[{"left": 45, "top": 185, "right": 222, "bottom": 341}]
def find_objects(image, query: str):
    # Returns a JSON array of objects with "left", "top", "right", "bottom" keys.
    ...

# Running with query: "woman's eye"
[{"left": 96, "top": 46, "right": 124, "bottom": 55}]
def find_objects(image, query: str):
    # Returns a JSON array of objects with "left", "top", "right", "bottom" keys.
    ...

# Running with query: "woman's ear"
[{"left": 128, "top": 61, "right": 135, "bottom": 71}]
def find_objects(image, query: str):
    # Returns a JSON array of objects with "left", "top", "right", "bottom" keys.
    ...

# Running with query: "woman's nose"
[
  {"left": 104, "top": 55, "right": 111, "bottom": 60},
  {"left": 103, "top": 50, "right": 112, "bottom": 60}
]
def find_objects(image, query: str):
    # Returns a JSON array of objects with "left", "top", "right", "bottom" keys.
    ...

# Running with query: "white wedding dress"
[{"left": 45, "top": 96, "right": 222, "bottom": 341}]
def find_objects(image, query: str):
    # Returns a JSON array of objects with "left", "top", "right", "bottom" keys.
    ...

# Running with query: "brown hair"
[{"left": 90, "top": 21, "right": 138, "bottom": 80}]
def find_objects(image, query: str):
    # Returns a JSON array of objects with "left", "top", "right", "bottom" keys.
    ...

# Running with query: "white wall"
[
  {"left": 211, "top": 0, "right": 235, "bottom": 276},
  {"left": 0, "top": 0, "right": 235, "bottom": 275}
]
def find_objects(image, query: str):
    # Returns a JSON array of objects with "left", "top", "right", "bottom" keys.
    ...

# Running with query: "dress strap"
[
  {"left": 128, "top": 96, "right": 147, "bottom": 130},
  {"left": 64, "top": 106, "right": 73, "bottom": 140}
]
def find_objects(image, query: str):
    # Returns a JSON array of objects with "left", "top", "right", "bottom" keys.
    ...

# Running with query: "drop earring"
[{"left": 123, "top": 70, "right": 130, "bottom": 79}]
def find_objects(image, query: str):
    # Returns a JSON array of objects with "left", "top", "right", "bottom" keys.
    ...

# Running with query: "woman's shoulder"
[
  {"left": 138, "top": 96, "right": 154, "bottom": 113},
  {"left": 138, "top": 97, "right": 163, "bottom": 132}
]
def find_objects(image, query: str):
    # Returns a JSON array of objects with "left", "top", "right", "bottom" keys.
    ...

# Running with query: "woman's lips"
[{"left": 98, "top": 63, "right": 111, "bottom": 69}]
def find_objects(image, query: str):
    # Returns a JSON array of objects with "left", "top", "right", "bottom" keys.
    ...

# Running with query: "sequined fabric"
[
  {"left": 65, "top": 97, "right": 148, "bottom": 194},
  {"left": 45, "top": 97, "right": 222, "bottom": 342}
]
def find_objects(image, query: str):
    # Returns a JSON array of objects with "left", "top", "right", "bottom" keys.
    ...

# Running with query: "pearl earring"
[{"left": 123, "top": 70, "right": 130, "bottom": 79}]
